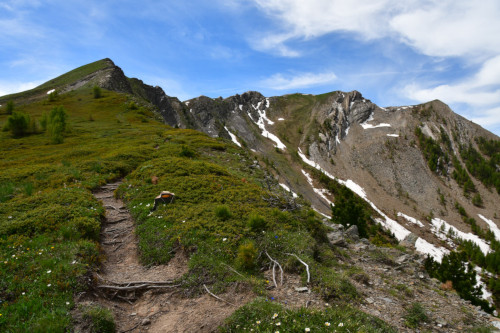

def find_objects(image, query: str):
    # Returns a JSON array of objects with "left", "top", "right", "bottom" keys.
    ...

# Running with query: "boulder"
[
  {"left": 345, "top": 225, "right": 359, "bottom": 241},
  {"left": 327, "top": 230, "right": 347, "bottom": 247}
]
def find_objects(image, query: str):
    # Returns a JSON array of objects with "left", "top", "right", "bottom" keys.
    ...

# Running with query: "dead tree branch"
[
  {"left": 203, "top": 284, "right": 235, "bottom": 306},
  {"left": 265, "top": 251, "right": 283, "bottom": 287},
  {"left": 286, "top": 253, "right": 310, "bottom": 283}
]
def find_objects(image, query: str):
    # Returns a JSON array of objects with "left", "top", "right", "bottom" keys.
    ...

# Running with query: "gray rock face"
[
  {"left": 400, "top": 233, "right": 419, "bottom": 248},
  {"left": 327, "top": 230, "right": 346, "bottom": 247},
  {"left": 345, "top": 225, "right": 360, "bottom": 241}
]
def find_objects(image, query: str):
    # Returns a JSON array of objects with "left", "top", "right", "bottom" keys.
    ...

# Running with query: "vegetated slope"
[
  {"left": 1, "top": 59, "right": 499, "bottom": 331},
  {"left": 0, "top": 82, "right": 403, "bottom": 332}
]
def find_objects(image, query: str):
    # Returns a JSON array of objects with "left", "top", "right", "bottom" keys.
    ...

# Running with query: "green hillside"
[
  {"left": 0, "top": 87, "right": 395, "bottom": 331},
  {"left": 0, "top": 59, "right": 111, "bottom": 104}
]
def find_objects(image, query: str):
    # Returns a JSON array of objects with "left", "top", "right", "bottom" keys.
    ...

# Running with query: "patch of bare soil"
[{"left": 73, "top": 181, "right": 252, "bottom": 333}]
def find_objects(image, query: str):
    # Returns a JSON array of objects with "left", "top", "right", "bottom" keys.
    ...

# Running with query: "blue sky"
[{"left": 1, "top": 0, "right": 500, "bottom": 136}]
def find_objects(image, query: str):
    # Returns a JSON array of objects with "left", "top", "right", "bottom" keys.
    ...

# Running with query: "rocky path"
[{"left": 74, "top": 181, "right": 251, "bottom": 333}]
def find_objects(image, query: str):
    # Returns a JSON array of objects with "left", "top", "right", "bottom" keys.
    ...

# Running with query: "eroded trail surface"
[{"left": 78, "top": 181, "right": 251, "bottom": 333}]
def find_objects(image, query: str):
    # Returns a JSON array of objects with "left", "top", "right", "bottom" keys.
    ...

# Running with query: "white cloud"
[
  {"left": 404, "top": 55, "right": 500, "bottom": 106},
  {"left": 390, "top": 0, "right": 500, "bottom": 58},
  {"left": 0, "top": 80, "right": 43, "bottom": 97},
  {"left": 261, "top": 71, "right": 337, "bottom": 90},
  {"left": 470, "top": 107, "right": 500, "bottom": 130},
  {"left": 248, "top": 0, "right": 500, "bottom": 60}
]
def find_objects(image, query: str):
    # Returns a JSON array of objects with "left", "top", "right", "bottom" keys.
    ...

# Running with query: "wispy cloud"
[
  {"left": 247, "top": 0, "right": 500, "bottom": 60},
  {"left": 261, "top": 71, "right": 337, "bottom": 90},
  {"left": 404, "top": 55, "right": 500, "bottom": 106},
  {"left": 0, "top": 80, "right": 43, "bottom": 97}
]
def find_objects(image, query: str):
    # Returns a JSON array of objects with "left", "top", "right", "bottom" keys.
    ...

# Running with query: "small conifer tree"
[
  {"left": 93, "top": 85, "right": 102, "bottom": 99},
  {"left": 6, "top": 100, "right": 14, "bottom": 114},
  {"left": 47, "top": 106, "right": 68, "bottom": 144}
]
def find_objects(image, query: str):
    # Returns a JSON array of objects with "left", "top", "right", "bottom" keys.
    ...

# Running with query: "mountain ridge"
[{"left": 1, "top": 58, "right": 500, "bottom": 331}]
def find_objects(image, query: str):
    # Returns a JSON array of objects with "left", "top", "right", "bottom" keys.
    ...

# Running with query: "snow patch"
[
  {"left": 360, "top": 112, "right": 391, "bottom": 129},
  {"left": 431, "top": 218, "right": 491, "bottom": 255},
  {"left": 386, "top": 134, "right": 399, "bottom": 137},
  {"left": 224, "top": 126, "right": 241, "bottom": 147},
  {"left": 239, "top": 104, "right": 243, "bottom": 111},
  {"left": 301, "top": 170, "right": 334, "bottom": 207},
  {"left": 189, "top": 109, "right": 193, "bottom": 113},
  {"left": 415, "top": 237, "right": 449, "bottom": 263},
  {"left": 184, "top": 101, "right": 190, "bottom": 106},
  {"left": 361, "top": 122, "right": 391, "bottom": 129},
  {"left": 297, "top": 148, "right": 410, "bottom": 241},
  {"left": 478, "top": 214, "right": 500, "bottom": 241},
  {"left": 279, "top": 183, "right": 298, "bottom": 198},
  {"left": 313, "top": 208, "right": 331, "bottom": 219},
  {"left": 248, "top": 100, "right": 286, "bottom": 149},
  {"left": 474, "top": 267, "right": 493, "bottom": 302},
  {"left": 278, "top": 118, "right": 285, "bottom": 121},
  {"left": 46, "top": 89, "right": 55, "bottom": 95},
  {"left": 398, "top": 212, "right": 425, "bottom": 227}
]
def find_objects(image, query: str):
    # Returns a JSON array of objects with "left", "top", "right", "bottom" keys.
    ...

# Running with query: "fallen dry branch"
[
  {"left": 203, "top": 284, "right": 235, "bottom": 306},
  {"left": 286, "top": 253, "right": 310, "bottom": 283},
  {"left": 265, "top": 251, "right": 284, "bottom": 287},
  {"left": 221, "top": 263, "right": 245, "bottom": 278},
  {"left": 96, "top": 277, "right": 176, "bottom": 286},
  {"left": 97, "top": 284, "right": 180, "bottom": 291}
]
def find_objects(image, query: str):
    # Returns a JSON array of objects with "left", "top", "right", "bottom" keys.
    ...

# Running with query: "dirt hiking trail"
[{"left": 74, "top": 181, "right": 252, "bottom": 333}]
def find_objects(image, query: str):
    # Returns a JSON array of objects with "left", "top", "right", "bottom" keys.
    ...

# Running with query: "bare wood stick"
[
  {"left": 265, "top": 251, "right": 283, "bottom": 286},
  {"left": 203, "top": 284, "right": 235, "bottom": 306},
  {"left": 97, "top": 284, "right": 180, "bottom": 291},
  {"left": 97, "top": 279, "right": 176, "bottom": 286},
  {"left": 272, "top": 262, "right": 277, "bottom": 288},
  {"left": 102, "top": 240, "right": 122, "bottom": 245},
  {"left": 286, "top": 253, "right": 310, "bottom": 283},
  {"left": 221, "top": 263, "right": 244, "bottom": 278}
]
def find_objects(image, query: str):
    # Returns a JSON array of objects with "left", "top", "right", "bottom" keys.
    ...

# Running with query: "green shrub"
[
  {"left": 6, "top": 100, "right": 14, "bottom": 114},
  {"left": 128, "top": 101, "right": 138, "bottom": 110},
  {"left": 247, "top": 213, "right": 267, "bottom": 232},
  {"left": 472, "top": 193, "right": 483, "bottom": 207},
  {"left": 82, "top": 305, "right": 116, "bottom": 333},
  {"left": 47, "top": 106, "right": 68, "bottom": 143},
  {"left": 0, "top": 181, "right": 15, "bottom": 202},
  {"left": 404, "top": 302, "right": 429, "bottom": 328},
  {"left": 179, "top": 145, "right": 195, "bottom": 158},
  {"left": 5, "top": 111, "right": 30, "bottom": 137},
  {"left": 317, "top": 269, "right": 358, "bottom": 301},
  {"left": 237, "top": 241, "right": 257, "bottom": 270},
  {"left": 93, "top": 85, "right": 102, "bottom": 99},
  {"left": 215, "top": 205, "right": 232, "bottom": 221},
  {"left": 73, "top": 217, "right": 101, "bottom": 240}
]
